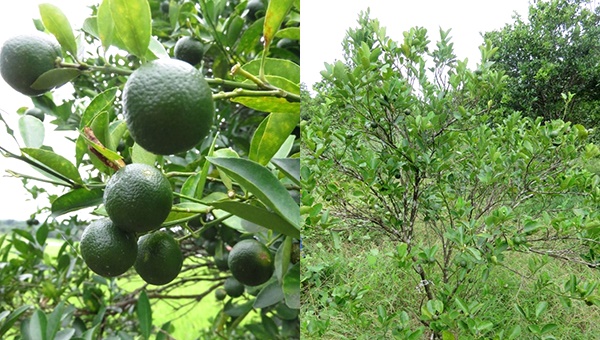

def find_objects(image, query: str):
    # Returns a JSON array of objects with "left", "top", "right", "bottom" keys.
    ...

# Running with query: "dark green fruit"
[
  {"left": 25, "top": 107, "right": 45, "bottom": 121},
  {"left": 223, "top": 277, "right": 244, "bottom": 298}
]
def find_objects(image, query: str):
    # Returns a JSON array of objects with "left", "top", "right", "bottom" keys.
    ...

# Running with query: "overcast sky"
[
  {"left": 0, "top": 0, "right": 95, "bottom": 220},
  {"left": 301, "top": 0, "right": 531, "bottom": 89}
]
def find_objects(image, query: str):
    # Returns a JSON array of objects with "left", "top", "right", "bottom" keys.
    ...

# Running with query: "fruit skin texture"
[
  {"left": 104, "top": 163, "right": 173, "bottom": 233},
  {"left": 122, "top": 58, "right": 214, "bottom": 155},
  {"left": 0, "top": 32, "right": 62, "bottom": 96},
  {"left": 227, "top": 239, "right": 274, "bottom": 286},
  {"left": 174, "top": 36, "right": 204, "bottom": 66},
  {"left": 134, "top": 231, "right": 183, "bottom": 285},
  {"left": 80, "top": 218, "right": 138, "bottom": 277},
  {"left": 224, "top": 276, "right": 245, "bottom": 297}
]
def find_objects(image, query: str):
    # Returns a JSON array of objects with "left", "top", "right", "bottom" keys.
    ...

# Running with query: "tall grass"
[{"left": 301, "top": 228, "right": 600, "bottom": 339}]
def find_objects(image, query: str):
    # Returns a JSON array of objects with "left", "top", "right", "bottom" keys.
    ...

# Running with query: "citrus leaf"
[
  {"left": 238, "top": 17, "right": 264, "bottom": 53},
  {"left": 206, "top": 157, "right": 300, "bottom": 229},
  {"left": 239, "top": 58, "right": 299, "bottom": 85},
  {"left": 18, "top": 115, "right": 45, "bottom": 148},
  {"left": 80, "top": 87, "right": 118, "bottom": 129},
  {"left": 30, "top": 69, "right": 81, "bottom": 91},
  {"left": 282, "top": 262, "right": 299, "bottom": 309},
  {"left": 45, "top": 301, "right": 65, "bottom": 340},
  {"left": 132, "top": 143, "right": 156, "bottom": 165},
  {"left": 109, "top": 0, "right": 151, "bottom": 58},
  {"left": 274, "top": 236, "right": 292, "bottom": 281},
  {"left": 231, "top": 96, "right": 299, "bottom": 115},
  {"left": 271, "top": 158, "right": 300, "bottom": 186},
  {"left": 275, "top": 27, "right": 299, "bottom": 40},
  {"left": 253, "top": 280, "right": 284, "bottom": 309},
  {"left": 21, "top": 148, "right": 82, "bottom": 184},
  {"left": 249, "top": 112, "right": 299, "bottom": 165},
  {"left": 147, "top": 37, "right": 169, "bottom": 60},
  {"left": 164, "top": 202, "right": 210, "bottom": 224},
  {"left": 39, "top": 3, "right": 78, "bottom": 56},
  {"left": 136, "top": 291, "right": 152, "bottom": 340},
  {"left": 51, "top": 188, "right": 104, "bottom": 217},
  {"left": 0, "top": 306, "right": 31, "bottom": 337},
  {"left": 210, "top": 201, "right": 300, "bottom": 238},
  {"left": 97, "top": 0, "right": 114, "bottom": 50},
  {"left": 263, "top": 0, "right": 294, "bottom": 50},
  {"left": 28, "top": 310, "right": 47, "bottom": 340}
]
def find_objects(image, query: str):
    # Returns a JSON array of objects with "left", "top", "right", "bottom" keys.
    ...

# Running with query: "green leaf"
[
  {"left": 275, "top": 27, "right": 300, "bottom": 40},
  {"left": 30, "top": 68, "right": 81, "bottom": 91},
  {"left": 508, "top": 325, "right": 522, "bottom": 340},
  {"left": 132, "top": 143, "right": 156, "bottom": 165},
  {"left": 210, "top": 201, "right": 299, "bottom": 238},
  {"left": 282, "top": 262, "right": 299, "bottom": 309},
  {"left": 249, "top": 112, "right": 299, "bottom": 165},
  {"left": 51, "top": 188, "right": 104, "bottom": 217},
  {"left": 0, "top": 305, "right": 31, "bottom": 337},
  {"left": 28, "top": 310, "right": 47, "bottom": 340},
  {"left": 80, "top": 87, "right": 118, "bottom": 129},
  {"left": 207, "top": 157, "right": 300, "bottom": 229},
  {"left": 271, "top": 158, "right": 299, "bottom": 186},
  {"left": 39, "top": 3, "right": 78, "bottom": 56},
  {"left": 97, "top": 0, "right": 114, "bottom": 50},
  {"left": 254, "top": 280, "right": 284, "bottom": 309},
  {"left": 274, "top": 236, "right": 292, "bottom": 281},
  {"left": 45, "top": 302, "right": 65, "bottom": 340},
  {"left": 263, "top": 0, "right": 294, "bottom": 49},
  {"left": 137, "top": 291, "right": 152, "bottom": 340},
  {"left": 19, "top": 115, "right": 45, "bottom": 148},
  {"left": 239, "top": 58, "right": 299, "bottom": 84},
  {"left": 231, "top": 95, "right": 299, "bottom": 115},
  {"left": 110, "top": 0, "right": 152, "bottom": 58},
  {"left": 238, "top": 18, "right": 264, "bottom": 53},
  {"left": 22, "top": 148, "right": 82, "bottom": 184},
  {"left": 535, "top": 301, "right": 548, "bottom": 319},
  {"left": 155, "top": 322, "right": 173, "bottom": 340}
]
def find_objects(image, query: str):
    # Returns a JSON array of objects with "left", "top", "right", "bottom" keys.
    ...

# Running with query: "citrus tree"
[
  {"left": 0, "top": 0, "right": 300, "bottom": 338},
  {"left": 302, "top": 11, "right": 600, "bottom": 339}
]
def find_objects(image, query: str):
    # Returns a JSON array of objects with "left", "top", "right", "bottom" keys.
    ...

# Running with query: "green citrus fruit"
[
  {"left": 204, "top": 239, "right": 217, "bottom": 256},
  {"left": 223, "top": 276, "right": 245, "bottom": 298},
  {"left": 0, "top": 32, "right": 62, "bottom": 96},
  {"left": 122, "top": 58, "right": 214, "bottom": 155},
  {"left": 25, "top": 107, "right": 45, "bottom": 122},
  {"left": 174, "top": 36, "right": 204, "bottom": 66},
  {"left": 227, "top": 239, "right": 274, "bottom": 286},
  {"left": 134, "top": 231, "right": 183, "bottom": 285},
  {"left": 160, "top": 0, "right": 170, "bottom": 14},
  {"left": 214, "top": 250, "right": 229, "bottom": 271},
  {"left": 215, "top": 288, "right": 227, "bottom": 301},
  {"left": 80, "top": 218, "right": 138, "bottom": 277},
  {"left": 104, "top": 163, "right": 173, "bottom": 233}
]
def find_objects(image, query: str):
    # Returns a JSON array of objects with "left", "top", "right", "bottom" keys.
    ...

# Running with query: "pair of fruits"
[{"left": 80, "top": 163, "right": 183, "bottom": 285}]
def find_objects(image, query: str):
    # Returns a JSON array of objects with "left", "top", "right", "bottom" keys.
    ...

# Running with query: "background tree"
[
  {"left": 0, "top": 0, "right": 300, "bottom": 338},
  {"left": 484, "top": 0, "right": 600, "bottom": 128},
  {"left": 302, "top": 10, "right": 600, "bottom": 339}
]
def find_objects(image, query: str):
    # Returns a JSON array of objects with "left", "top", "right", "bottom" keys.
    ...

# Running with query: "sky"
[
  {"left": 0, "top": 0, "right": 95, "bottom": 220},
  {"left": 300, "top": 0, "right": 531, "bottom": 89}
]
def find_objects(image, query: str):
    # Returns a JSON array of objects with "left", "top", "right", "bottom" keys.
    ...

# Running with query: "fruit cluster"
[{"left": 80, "top": 163, "right": 183, "bottom": 285}]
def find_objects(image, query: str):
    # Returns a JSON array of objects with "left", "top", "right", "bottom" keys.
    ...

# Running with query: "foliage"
[
  {"left": 484, "top": 0, "right": 600, "bottom": 128},
  {"left": 0, "top": 0, "right": 299, "bottom": 338},
  {"left": 302, "top": 10, "right": 600, "bottom": 339}
]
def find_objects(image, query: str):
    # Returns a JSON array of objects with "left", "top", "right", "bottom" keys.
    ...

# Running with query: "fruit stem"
[
  {"left": 58, "top": 61, "right": 134, "bottom": 76},
  {"left": 213, "top": 89, "right": 300, "bottom": 103}
]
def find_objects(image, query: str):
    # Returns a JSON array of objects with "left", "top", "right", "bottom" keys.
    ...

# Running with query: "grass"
[
  {"left": 301, "top": 227, "right": 600, "bottom": 339},
  {"left": 43, "top": 238, "right": 224, "bottom": 339}
]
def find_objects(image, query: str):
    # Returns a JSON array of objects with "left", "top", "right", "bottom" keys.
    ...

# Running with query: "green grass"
[
  {"left": 301, "top": 228, "right": 600, "bottom": 339},
  {"left": 42, "top": 238, "right": 223, "bottom": 339}
]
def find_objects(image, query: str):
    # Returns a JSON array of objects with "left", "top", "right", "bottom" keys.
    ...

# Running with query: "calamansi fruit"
[
  {"left": 104, "top": 163, "right": 173, "bottom": 233},
  {"left": 122, "top": 58, "right": 214, "bottom": 155},
  {"left": 0, "top": 32, "right": 62, "bottom": 96},
  {"left": 80, "top": 218, "right": 137, "bottom": 277},
  {"left": 134, "top": 231, "right": 183, "bottom": 285},
  {"left": 174, "top": 36, "right": 204, "bottom": 66},
  {"left": 227, "top": 239, "right": 274, "bottom": 286}
]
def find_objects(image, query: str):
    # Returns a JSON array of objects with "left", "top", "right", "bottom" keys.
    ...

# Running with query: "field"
[{"left": 301, "top": 228, "right": 600, "bottom": 339}]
